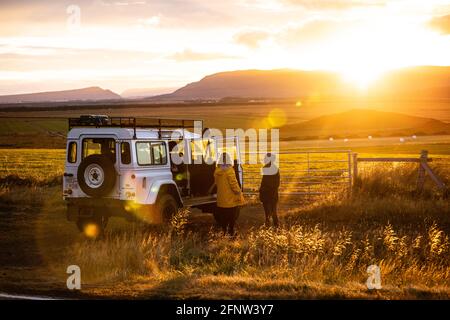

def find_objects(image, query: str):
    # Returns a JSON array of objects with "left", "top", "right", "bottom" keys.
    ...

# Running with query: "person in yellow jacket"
[{"left": 213, "top": 152, "right": 245, "bottom": 236}]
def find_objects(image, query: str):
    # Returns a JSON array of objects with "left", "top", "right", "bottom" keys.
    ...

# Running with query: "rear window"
[
  {"left": 67, "top": 142, "right": 77, "bottom": 163},
  {"left": 82, "top": 138, "right": 116, "bottom": 163},
  {"left": 136, "top": 142, "right": 167, "bottom": 166}
]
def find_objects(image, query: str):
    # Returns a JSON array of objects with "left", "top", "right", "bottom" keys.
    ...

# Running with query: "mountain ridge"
[
  {"left": 0, "top": 86, "right": 121, "bottom": 104},
  {"left": 1, "top": 66, "right": 449, "bottom": 104},
  {"left": 150, "top": 66, "right": 450, "bottom": 100}
]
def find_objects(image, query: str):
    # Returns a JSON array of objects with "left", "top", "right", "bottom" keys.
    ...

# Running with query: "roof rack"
[{"left": 68, "top": 116, "right": 202, "bottom": 139}]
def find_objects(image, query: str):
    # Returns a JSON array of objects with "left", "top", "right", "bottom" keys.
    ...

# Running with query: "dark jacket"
[{"left": 259, "top": 164, "right": 280, "bottom": 203}]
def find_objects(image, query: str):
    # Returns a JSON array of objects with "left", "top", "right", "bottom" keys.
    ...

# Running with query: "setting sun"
[{"left": 340, "top": 68, "right": 385, "bottom": 90}]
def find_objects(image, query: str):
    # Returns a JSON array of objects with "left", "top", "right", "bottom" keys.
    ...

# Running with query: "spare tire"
[{"left": 77, "top": 154, "right": 116, "bottom": 197}]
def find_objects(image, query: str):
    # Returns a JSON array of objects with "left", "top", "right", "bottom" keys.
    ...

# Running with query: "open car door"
[{"left": 211, "top": 136, "right": 243, "bottom": 189}]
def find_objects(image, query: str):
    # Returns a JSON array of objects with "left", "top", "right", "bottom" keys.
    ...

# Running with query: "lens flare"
[
  {"left": 84, "top": 223, "right": 100, "bottom": 238},
  {"left": 267, "top": 108, "right": 286, "bottom": 128},
  {"left": 176, "top": 173, "right": 186, "bottom": 181}
]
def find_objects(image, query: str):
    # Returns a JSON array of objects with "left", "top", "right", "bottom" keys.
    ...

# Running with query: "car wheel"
[{"left": 155, "top": 194, "right": 179, "bottom": 223}]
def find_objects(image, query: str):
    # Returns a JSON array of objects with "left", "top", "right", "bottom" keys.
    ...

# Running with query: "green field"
[{"left": 1, "top": 98, "right": 449, "bottom": 148}]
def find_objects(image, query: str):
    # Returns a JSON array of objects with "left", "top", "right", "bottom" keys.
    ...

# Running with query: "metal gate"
[{"left": 242, "top": 150, "right": 353, "bottom": 198}]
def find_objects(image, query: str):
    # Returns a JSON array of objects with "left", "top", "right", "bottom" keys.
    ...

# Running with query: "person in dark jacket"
[{"left": 259, "top": 153, "right": 280, "bottom": 228}]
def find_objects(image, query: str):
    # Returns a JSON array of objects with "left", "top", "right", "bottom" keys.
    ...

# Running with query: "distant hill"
[
  {"left": 369, "top": 66, "right": 450, "bottom": 99},
  {"left": 282, "top": 109, "right": 450, "bottom": 139},
  {"left": 121, "top": 87, "right": 178, "bottom": 98},
  {"left": 162, "top": 69, "right": 344, "bottom": 100},
  {"left": 0, "top": 87, "right": 121, "bottom": 104},
  {"left": 154, "top": 66, "right": 450, "bottom": 100}
]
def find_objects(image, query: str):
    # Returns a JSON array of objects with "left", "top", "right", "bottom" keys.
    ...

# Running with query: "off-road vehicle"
[{"left": 63, "top": 116, "right": 243, "bottom": 234}]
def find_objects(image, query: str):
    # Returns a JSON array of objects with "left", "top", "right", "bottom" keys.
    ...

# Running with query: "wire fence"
[{"left": 242, "top": 151, "right": 353, "bottom": 198}]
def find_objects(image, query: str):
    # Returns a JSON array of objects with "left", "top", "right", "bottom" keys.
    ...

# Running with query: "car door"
[
  {"left": 79, "top": 134, "right": 120, "bottom": 198},
  {"left": 213, "top": 136, "right": 243, "bottom": 188}
]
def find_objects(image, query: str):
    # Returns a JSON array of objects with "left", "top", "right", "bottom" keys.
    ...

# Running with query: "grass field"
[
  {"left": 0, "top": 138, "right": 449, "bottom": 299},
  {"left": 0, "top": 149, "right": 64, "bottom": 184}
]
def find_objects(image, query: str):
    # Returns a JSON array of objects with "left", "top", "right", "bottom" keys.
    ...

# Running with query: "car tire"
[
  {"left": 155, "top": 194, "right": 179, "bottom": 223},
  {"left": 77, "top": 154, "right": 116, "bottom": 197}
]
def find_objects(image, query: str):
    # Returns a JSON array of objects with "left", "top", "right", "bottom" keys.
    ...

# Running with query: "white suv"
[{"left": 63, "top": 116, "right": 243, "bottom": 234}]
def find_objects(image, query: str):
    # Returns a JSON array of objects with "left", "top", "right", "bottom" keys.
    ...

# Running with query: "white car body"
[{"left": 63, "top": 116, "right": 243, "bottom": 228}]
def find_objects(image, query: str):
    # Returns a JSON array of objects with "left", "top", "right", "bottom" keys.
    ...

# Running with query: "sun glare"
[
  {"left": 317, "top": 15, "right": 438, "bottom": 91},
  {"left": 340, "top": 68, "right": 385, "bottom": 90}
]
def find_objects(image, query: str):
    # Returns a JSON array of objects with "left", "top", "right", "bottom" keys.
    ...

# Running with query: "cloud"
[
  {"left": 429, "top": 14, "right": 450, "bottom": 34},
  {"left": 233, "top": 29, "right": 270, "bottom": 48},
  {"left": 233, "top": 19, "right": 357, "bottom": 50},
  {"left": 276, "top": 19, "right": 353, "bottom": 46},
  {"left": 281, "top": 0, "right": 387, "bottom": 10},
  {"left": 137, "top": 15, "right": 161, "bottom": 27},
  {"left": 0, "top": 45, "right": 160, "bottom": 71},
  {"left": 0, "top": 0, "right": 235, "bottom": 36},
  {"left": 168, "top": 49, "right": 238, "bottom": 61}
]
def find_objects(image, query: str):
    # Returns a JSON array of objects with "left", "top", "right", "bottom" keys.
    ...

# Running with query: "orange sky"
[{"left": 0, "top": 0, "right": 449, "bottom": 95}]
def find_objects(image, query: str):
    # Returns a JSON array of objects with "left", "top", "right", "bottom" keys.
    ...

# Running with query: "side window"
[
  {"left": 190, "top": 140, "right": 202, "bottom": 164},
  {"left": 136, "top": 141, "right": 167, "bottom": 166},
  {"left": 67, "top": 142, "right": 77, "bottom": 163},
  {"left": 136, "top": 142, "right": 151, "bottom": 165},
  {"left": 121, "top": 142, "right": 131, "bottom": 165},
  {"left": 191, "top": 139, "right": 216, "bottom": 164},
  {"left": 169, "top": 140, "right": 188, "bottom": 165},
  {"left": 82, "top": 138, "right": 116, "bottom": 163},
  {"left": 204, "top": 139, "right": 216, "bottom": 164},
  {"left": 152, "top": 142, "right": 167, "bottom": 165}
]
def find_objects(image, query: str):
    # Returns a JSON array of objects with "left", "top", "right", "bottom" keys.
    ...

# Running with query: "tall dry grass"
[
  {"left": 354, "top": 161, "right": 449, "bottom": 198},
  {"left": 68, "top": 210, "right": 449, "bottom": 291},
  {"left": 1, "top": 151, "right": 448, "bottom": 297},
  {"left": 64, "top": 162, "right": 450, "bottom": 297}
]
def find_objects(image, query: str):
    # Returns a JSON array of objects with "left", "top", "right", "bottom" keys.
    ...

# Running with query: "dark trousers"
[
  {"left": 262, "top": 201, "right": 279, "bottom": 227},
  {"left": 215, "top": 206, "right": 240, "bottom": 236}
]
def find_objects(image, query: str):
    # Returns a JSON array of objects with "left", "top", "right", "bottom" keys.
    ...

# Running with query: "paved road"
[{"left": 0, "top": 292, "right": 60, "bottom": 300}]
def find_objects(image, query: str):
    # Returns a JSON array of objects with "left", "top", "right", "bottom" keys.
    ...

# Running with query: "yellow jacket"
[{"left": 214, "top": 165, "right": 245, "bottom": 208}]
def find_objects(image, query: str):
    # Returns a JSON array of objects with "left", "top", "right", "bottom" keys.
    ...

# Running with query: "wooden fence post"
[
  {"left": 347, "top": 152, "right": 352, "bottom": 198},
  {"left": 416, "top": 150, "right": 428, "bottom": 192},
  {"left": 352, "top": 153, "right": 358, "bottom": 187}
]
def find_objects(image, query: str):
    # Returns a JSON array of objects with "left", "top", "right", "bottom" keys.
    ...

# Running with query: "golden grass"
[
  {"left": 0, "top": 148, "right": 449, "bottom": 298},
  {"left": 65, "top": 200, "right": 449, "bottom": 298},
  {"left": 0, "top": 149, "right": 64, "bottom": 185}
]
